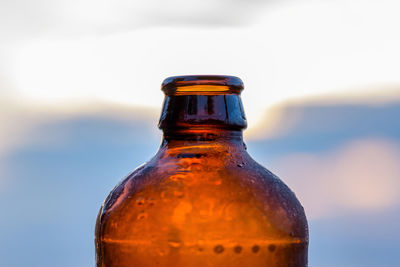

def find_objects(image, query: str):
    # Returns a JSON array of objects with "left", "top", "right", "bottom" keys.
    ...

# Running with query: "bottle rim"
[{"left": 161, "top": 75, "right": 244, "bottom": 95}]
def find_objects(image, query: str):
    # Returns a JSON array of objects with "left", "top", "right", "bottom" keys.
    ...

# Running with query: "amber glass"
[{"left": 95, "top": 75, "right": 308, "bottom": 267}]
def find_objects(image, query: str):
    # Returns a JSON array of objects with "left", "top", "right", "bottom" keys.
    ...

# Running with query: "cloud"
[
  {"left": 2, "top": 0, "right": 400, "bottom": 129},
  {"left": 247, "top": 100, "right": 400, "bottom": 155},
  {"left": 271, "top": 138, "right": 400, "bottom": 219},
  {"left": 245, "top": 98, "right": 400, "bottom": 220},
  {"left": 0, "top": 0, "right": 276, "bottom": 43},
  {"left": 245, "top": 98, "right": 400, "bottom": 219},
  {"left": 0, "top": 101, "right": 160, "bottom": 189}
]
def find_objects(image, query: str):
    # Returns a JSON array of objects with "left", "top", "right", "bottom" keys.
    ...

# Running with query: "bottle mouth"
[{"left": 161, "top": 75, "right": 244, "bottom": 95}]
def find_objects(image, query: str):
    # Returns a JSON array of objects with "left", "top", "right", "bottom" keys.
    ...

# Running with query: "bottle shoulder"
[{"left": 99, "top": 149, "right": 307, "bottom": 240}]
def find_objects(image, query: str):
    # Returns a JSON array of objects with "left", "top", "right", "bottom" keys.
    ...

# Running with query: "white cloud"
[
  {"left": 2, "top": 0, "right": 400, "bottom": 129},
  {"left": 0, "top": 101, "right": 159, "bottom": 190},
  {"left": 272, "top": 139, "right": 400, "bottom": 219},
  {"left": 0, "top": 0, "right": 274, "bottom": 43}
]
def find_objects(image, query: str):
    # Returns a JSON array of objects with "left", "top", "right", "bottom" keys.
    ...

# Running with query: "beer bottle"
[{"left": 95, "top": 75, "right": 308, "bottom": 266}]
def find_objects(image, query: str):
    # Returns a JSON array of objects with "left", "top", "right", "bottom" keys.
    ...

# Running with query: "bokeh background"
[{"left": 1, "top": 0, "right": 400, "bottom": 266}]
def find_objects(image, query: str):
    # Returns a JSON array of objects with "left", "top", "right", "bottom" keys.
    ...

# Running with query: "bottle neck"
[
  {"left": 160, "top": 129, "right": 246, "bottom": 151},
  {"left": 158, "top": 94, "right": 247, "bottom": 131}
]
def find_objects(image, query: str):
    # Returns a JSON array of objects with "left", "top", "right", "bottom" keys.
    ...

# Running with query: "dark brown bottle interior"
[{"left": 95, "top": 75, "right": 308, "bottom": 267}]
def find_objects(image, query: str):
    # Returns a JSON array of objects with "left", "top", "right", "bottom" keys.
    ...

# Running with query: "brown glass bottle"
[{"left": 95, "top": 75, "right": 308, "bottom": 267}]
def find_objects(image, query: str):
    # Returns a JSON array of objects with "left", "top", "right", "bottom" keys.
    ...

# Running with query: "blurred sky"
[{"left": 1, "top": 0, "right": 400, "bottom": 266}]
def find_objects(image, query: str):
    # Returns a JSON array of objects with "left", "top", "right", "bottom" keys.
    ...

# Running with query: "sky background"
[{"left": 1, "top": 0, "right": 400, "bottom": 266}]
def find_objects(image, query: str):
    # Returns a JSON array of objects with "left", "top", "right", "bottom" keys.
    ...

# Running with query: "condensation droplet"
[
  {"left": 173, "top": 190, "right": 184, "bottom": 198},
  {"left": 148, "top": 197, "right": 155, "bottom": 206},
  {"left": 234, "top": 245, "right": 242, "bottom": 254},
  {"left": 168, "top": 241, "right": 182, "bottom": 248},
  {"left": 170, "top": 174, "right": 185, "bottom": 182},
  {"left": 214, "top": 180, "right": 222, "bottom": 185},
  {"left": 136, "top": 197, "right": 145, "bottom": 206},
  {"left": 192, "top": 241, "right": 204, "bottom": 252},
  {"left": 179, "top": 161, "right": 190, "bottom": 169},
  {"left": 214, "top": 245, "right": 224, "bottom": 254},
  {"left": 157, "top": 249, "right": 167, "bottom": 256},
  {"left": 252, "top": 245, "right": 260, "bottom": 253},
  {"left": 137, "top": 212, "right": 148, "bottom": 220},
  {"left": 268, "top": 244, "right": 276, "bottom": 252},
  {"left": 190, "top": 163, "right": 202, "bottom": 172}
]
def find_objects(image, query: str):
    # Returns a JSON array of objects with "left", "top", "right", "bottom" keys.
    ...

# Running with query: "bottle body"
[{"left": 95, "top": 76, "right": 308, "bottom": 266}]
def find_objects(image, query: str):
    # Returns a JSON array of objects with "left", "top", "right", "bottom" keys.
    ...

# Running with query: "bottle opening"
[
  {"left": 159, "top": 75, "right": 247, "bottom": 131},
  {"left": 162, "top": 75, "right": 244, "bottom": 95}
]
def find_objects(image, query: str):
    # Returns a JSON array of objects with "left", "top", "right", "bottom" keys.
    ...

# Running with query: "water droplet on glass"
[
  {"left": 214, "top": 180, "right": 222, "bottom": 185},
  {"left": 168, "top": 241, "right": 182, "bottom": 248},
  {"left": 179, "top": 161, "right": 190, "bottom": 169},
  {"left": 252, "top": 245, "right": 260, "bottom": 253},
  {"left": 268, "top": 244, "right": 276, "bottom": 252},
  {"left": 148, "top": 197, "right": 155, "bottom": 206},
  {"left": 190, "top": 163, "right": 202, "bottom": 172},
  {"left": 197, "top": 240, "right": 204, "bottom": 252},
  {"left": 173, "top": 190, "right": 184, "bottom": 198},
  {"left": 136, "top": 197, "right": 145, "bottom": 206},
  {"left": 234, "top": 245, "right": 242, "bottom": 254},
  {"left": 137, "top": 212, "right": 148, "bottom": 220},
  {"left": 170, "top": 173, "right": 187, "bottom": 182},
  {"left": 214, "top": 245, "right": 224, "bottom": 254},
  {"left": 157, "top": 249, "right": 167, "bottom": 256}
]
